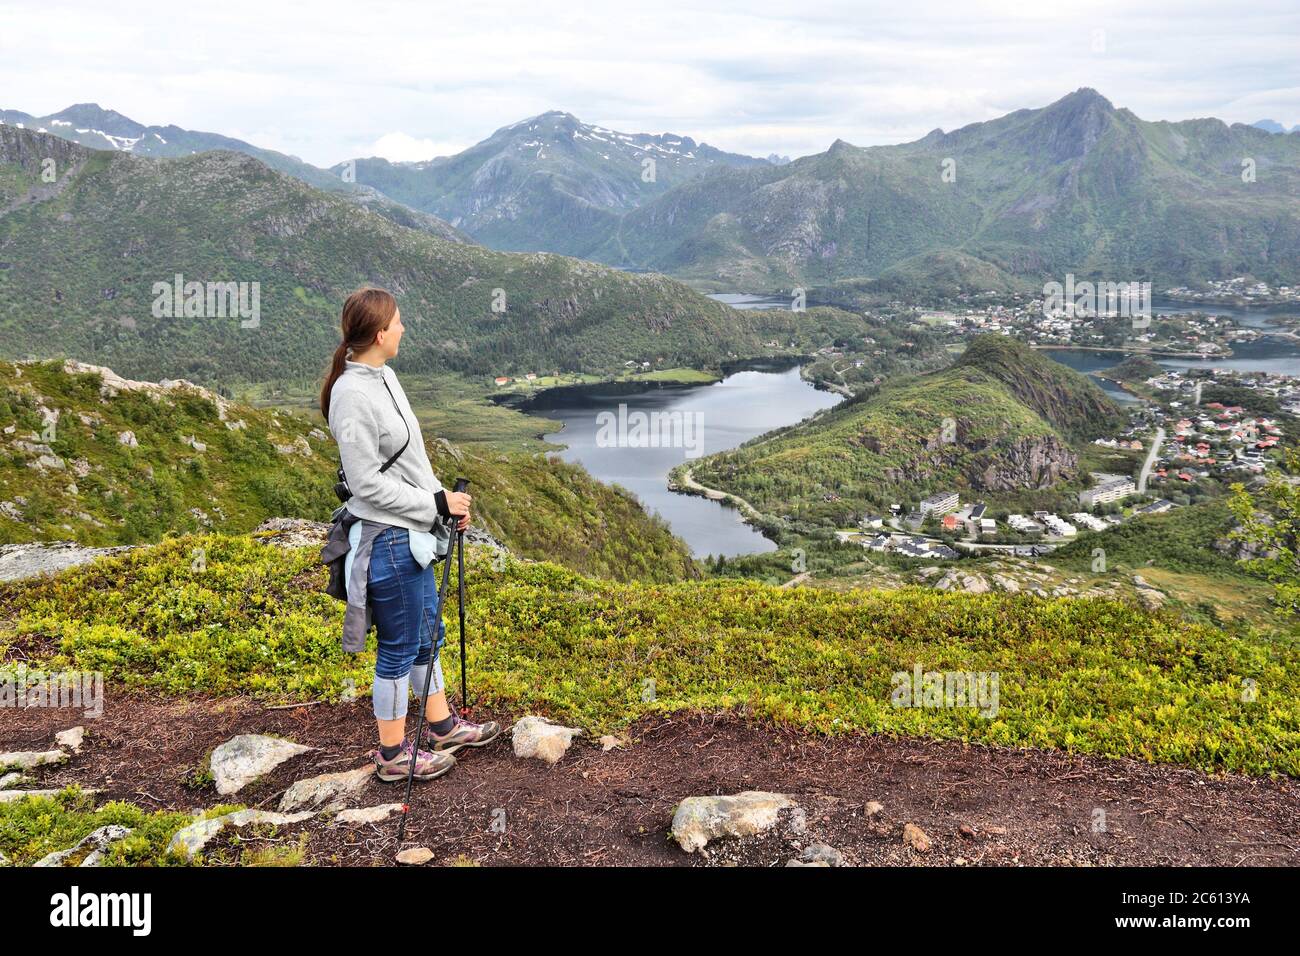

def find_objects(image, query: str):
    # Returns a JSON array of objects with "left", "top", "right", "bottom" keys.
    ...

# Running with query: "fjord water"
[{"left": 532, "top": 363, "right": 841, "bottom": 558}]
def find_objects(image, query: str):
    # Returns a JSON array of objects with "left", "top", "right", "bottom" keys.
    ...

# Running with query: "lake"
[
  {"left": 1045, "top": 300, "right": 1300, "bottom": 391},
  {"left": 527, "top": 361, "right": 841, "bottom": 558}
]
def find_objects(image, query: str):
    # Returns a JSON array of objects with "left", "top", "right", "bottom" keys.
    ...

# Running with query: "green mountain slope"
[
  {"left": 0, "top": 125, "right": 776, "bottom": 385},
  {"left": 336, "top": 111, "right": 770, "bottom": 258},
  {"left": 0, "top": 360, "right": 695, "bottom": 583},
  {"left": 688, "top": 335, "right": 1120, "bottom": 523},
  {"left": 0, "top": 104, "right": 471, "bottom": 242},
  {"left": 602, "top": 89, "right": 1300, "bottom": 288}
]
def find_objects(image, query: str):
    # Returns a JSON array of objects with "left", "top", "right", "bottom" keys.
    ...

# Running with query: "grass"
[
  {"left": 0, "top": 787, "right": 200, "bottom": 867},
  {"left": 2, "top": 533, "right": 1297, "bottom": 777}
]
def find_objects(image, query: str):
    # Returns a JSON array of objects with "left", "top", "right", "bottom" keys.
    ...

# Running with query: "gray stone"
[
  {"left": 210, "top": 734, "right": 313, "bottom": 796},
  {"left": 278, "top": 766, "right": 374, "bottom": 813},
  {"left": 55, "top": 726, "right": 85, "bottom": 752},
  {"left": 336, "top": 803, "right": 403, "bottom": 824},
  {"left": 166, "top": 809, "right": 315, "bottom": 857},
  {"left": 34, "top": 824, "right": 132, "bottom": 867},
  {"left": 0, "top": 788, "right": 98, "bottom": 803},
  {"left": 670, "top": 791, "right": 797, "bottom": 853},
  {"left": 510, "top": 716, "right": 582, "bottom": 764},
  {"left": 0, "top": 749, "right": 66, "bottom": 772},
  {"left": 0, "top": 771, "right": 28, "bottom": 790},
  {"left": 800, "top": 842, "right": 845, "bottom": 866},
  {"left": 785, "top": 858, "right": 829, "bottom": 867}
]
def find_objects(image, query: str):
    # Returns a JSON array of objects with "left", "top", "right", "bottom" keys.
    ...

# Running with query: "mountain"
[
  {"left": 0, "top": 104, "right": 470, "bottom": 243},
  {"left": 333, "top": 111, "right": 772, "bottom": 258},
  {"left": 686, "top": 335, "right": 1122, "bottom": 525},
  {"left": 0, "top": 124, "right": 784, "bottom": 385},
  {"left": 1252, "top": 119, "right": 1300, "bottom": 134},
  {"left": 0, "top": 359, "right": 696, "bottom": 582},
  {"left": 597, "top": 89, "right": 1300, "bottom": 290}
]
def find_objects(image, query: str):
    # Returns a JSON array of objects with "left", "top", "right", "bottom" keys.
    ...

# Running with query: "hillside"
[
  {"left": 0, "top": 360, "right": 695, "bottom": 583},
  {"left": 953, "top": 336, "right": 1125, "bottom": 440},
  {"left": 0, "top": 124, "right": 781, "bottom": 385},
  {"left": 597, "top": 89, "right": 1300, "bottom": 289},
  {"left": 0, "top": 104, "right": 470, "bottom": 242},
  {"left": 336, "top": 111, "right": 770, "bottom": 258},
  {"left": 686, "top": 336, "right": 1119, "bottom": 524}
]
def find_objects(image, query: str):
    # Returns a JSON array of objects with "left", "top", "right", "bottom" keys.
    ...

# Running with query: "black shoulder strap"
[{"left": 378, "top": 377, "right": 411, "bottom": 474}]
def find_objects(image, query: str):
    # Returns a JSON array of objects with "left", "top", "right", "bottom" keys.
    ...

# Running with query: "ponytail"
[{"left": 319, "top": 287, "right": 399, "bottom": 419}]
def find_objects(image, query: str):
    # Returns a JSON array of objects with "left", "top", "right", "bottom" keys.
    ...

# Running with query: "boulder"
[
  {"left": 0, "top": 771, "right": 28, "bottom": 790},
  {"left": 799, "top": 842, "right": 845, "bottom": 866},
  {"left": 55, "top": 726, "right": 86, "bottom": 752},
  {"left": 0, "top": 788, "right": 98, "bottom": 803},
  {"left": 166, "top": 809, "right": 315, "bottom": 857},
  {"left": 34, "top": 825, "right": 132, "bottom": 867},
  {"left": 336, "top": 804, "right": 403, "bottom": 825},
  {"left": 670, "top": 791, "right": 796, "bottom": 853},
  {"left": 510, "top": 716, "right": 582, "bottom": 764},
  {"left": 209, "top": 734, "right": 313, "bottom": 796},
  {"left": 0, "top": 749, "right": 66, "bottom": 772},
  {"left": 278, "top": 766, "right": 374, "bottom": 813}
]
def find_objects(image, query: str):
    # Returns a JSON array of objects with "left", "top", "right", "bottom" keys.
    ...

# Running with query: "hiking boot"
[
  {"left": 426, "top": 706, "right": 501, "bottom": 754},
  {"left": 371, "top": 738, "right": 456, "bottom": 783}
]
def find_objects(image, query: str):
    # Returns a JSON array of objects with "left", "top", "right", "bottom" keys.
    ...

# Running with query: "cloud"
[
  {"left": 0, "top": 0, "right": 1296, "bottom": 165},
  {"left": 363, "top": 132, "right": 470, "bottom": 163}
]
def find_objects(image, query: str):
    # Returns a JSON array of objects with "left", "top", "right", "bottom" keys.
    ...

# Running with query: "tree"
[{"left": 1228, "top": 447, "right": 1299, "bottom": 619}]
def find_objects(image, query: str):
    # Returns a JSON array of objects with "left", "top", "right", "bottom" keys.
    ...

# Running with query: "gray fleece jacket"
[{"left": 328, "top": 359, "right": 451, "bottom": 542}]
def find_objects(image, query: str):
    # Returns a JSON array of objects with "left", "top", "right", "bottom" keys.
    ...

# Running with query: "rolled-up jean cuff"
[
  {"left": 372, "top": 671, "right": 411, "bottom": 721},
  {"left": 409, "top": 656, "right": 445, "bottom": 702}
]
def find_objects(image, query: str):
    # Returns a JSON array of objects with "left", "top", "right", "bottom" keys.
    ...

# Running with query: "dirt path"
[
  {"left": 673, "top": 467, "right": 766, "bottom": 523},
  {"left": 4, "top": 691, "right": 1298, "bottom": 866}
]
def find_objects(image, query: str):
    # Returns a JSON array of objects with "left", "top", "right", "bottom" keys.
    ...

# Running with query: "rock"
[
  {"left": 799, "top": 842, "right": 845, "bottom": 866},
  {"left": 254, "top": 517, "right": 330, "bottom": 549},
  {"left": 598, "top": 735, "right": 626, "bottom": 752},
  {"left": 959, "top": 823, "right": 976, "bottom": 839},
  {"left": 166, "top": 809, "right": 315, "bottom": 857},
  {"left": 991, "top": 574, "right": 1020, "bottom": 593},
  {"left": 0, "top": 749, "right": 66, "bottom": 771},
  {"left": 510, "top": 716, "right": 582, "bottom": 764},
  {"left": 34, "top": 825, "right": 132, "bottom": 867},
  {"left": 396, "top": 847, "right": 434, "bottom": 865},
  {"left": 55, "top": 726, "right": 85, "bottom": 753},
  {"left": 785, "top": 858, "right": 829, "bottom": 867},
  {"left": 182, "top": 435, "right": 207, "bottom": 452},
  {"left": 0, "top": 540, "right": 135, "bottom": 582},
  {"left": 278, "top": 766, "right": 374, "bottom": 813},
  {"left": 903, "top": 822, "right": 932, "bottom": 853},
  {"left": 0, "top": 772, "right": 28, "bottom": 789},
  {"left": 916, "top": 566, "right": 943, "bottom": 580},
  {"left": 116, "top": 430, "right": 138, "bottom": 447},
  {"left": 670, "top": 791, "right": 796, "bottom": 853},
  {"left": 209, "top": 734, "right": 313, "bottom": 796},
  {"left": 336, "top": 804, "right": 403, "bottom": 825},
  {"left": 0, "top": 788, "right": 98, "bottom": 803},
  {"left": 865, "top": 801, "right": 884, "bottom": 817}
]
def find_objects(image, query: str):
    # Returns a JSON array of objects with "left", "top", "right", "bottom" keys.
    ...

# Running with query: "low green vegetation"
[
  {"left": 2, "top": 534, "right": 1296, "bottom": 776},
  {"left": 0, "top": 787, "right": 199, "bottom": 867}
]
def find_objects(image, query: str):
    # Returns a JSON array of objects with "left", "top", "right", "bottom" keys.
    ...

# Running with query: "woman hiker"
[{"left": 321, "top": 286, "right": 502, "bottom": 782}]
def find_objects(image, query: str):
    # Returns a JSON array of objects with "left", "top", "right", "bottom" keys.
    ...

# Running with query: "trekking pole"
[
  {"left": 395, "top": 477, "right": 468, "bottom": 846},
  {"left": 452, "top": 477, "right": 471, "bottom": 710}
]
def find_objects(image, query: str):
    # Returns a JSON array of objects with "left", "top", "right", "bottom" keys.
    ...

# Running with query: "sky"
[{"left": 1, "top": 0, "right": 1298, "bottom": 166}]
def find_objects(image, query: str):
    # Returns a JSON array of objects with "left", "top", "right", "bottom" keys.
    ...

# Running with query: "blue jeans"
[{"left": 368, "top": 526, "right": 447, "bottom": 720}]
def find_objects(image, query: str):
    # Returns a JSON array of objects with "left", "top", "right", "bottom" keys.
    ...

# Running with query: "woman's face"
[{"left": 377, "top": 307, "right": 404, "bottom": 358}]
